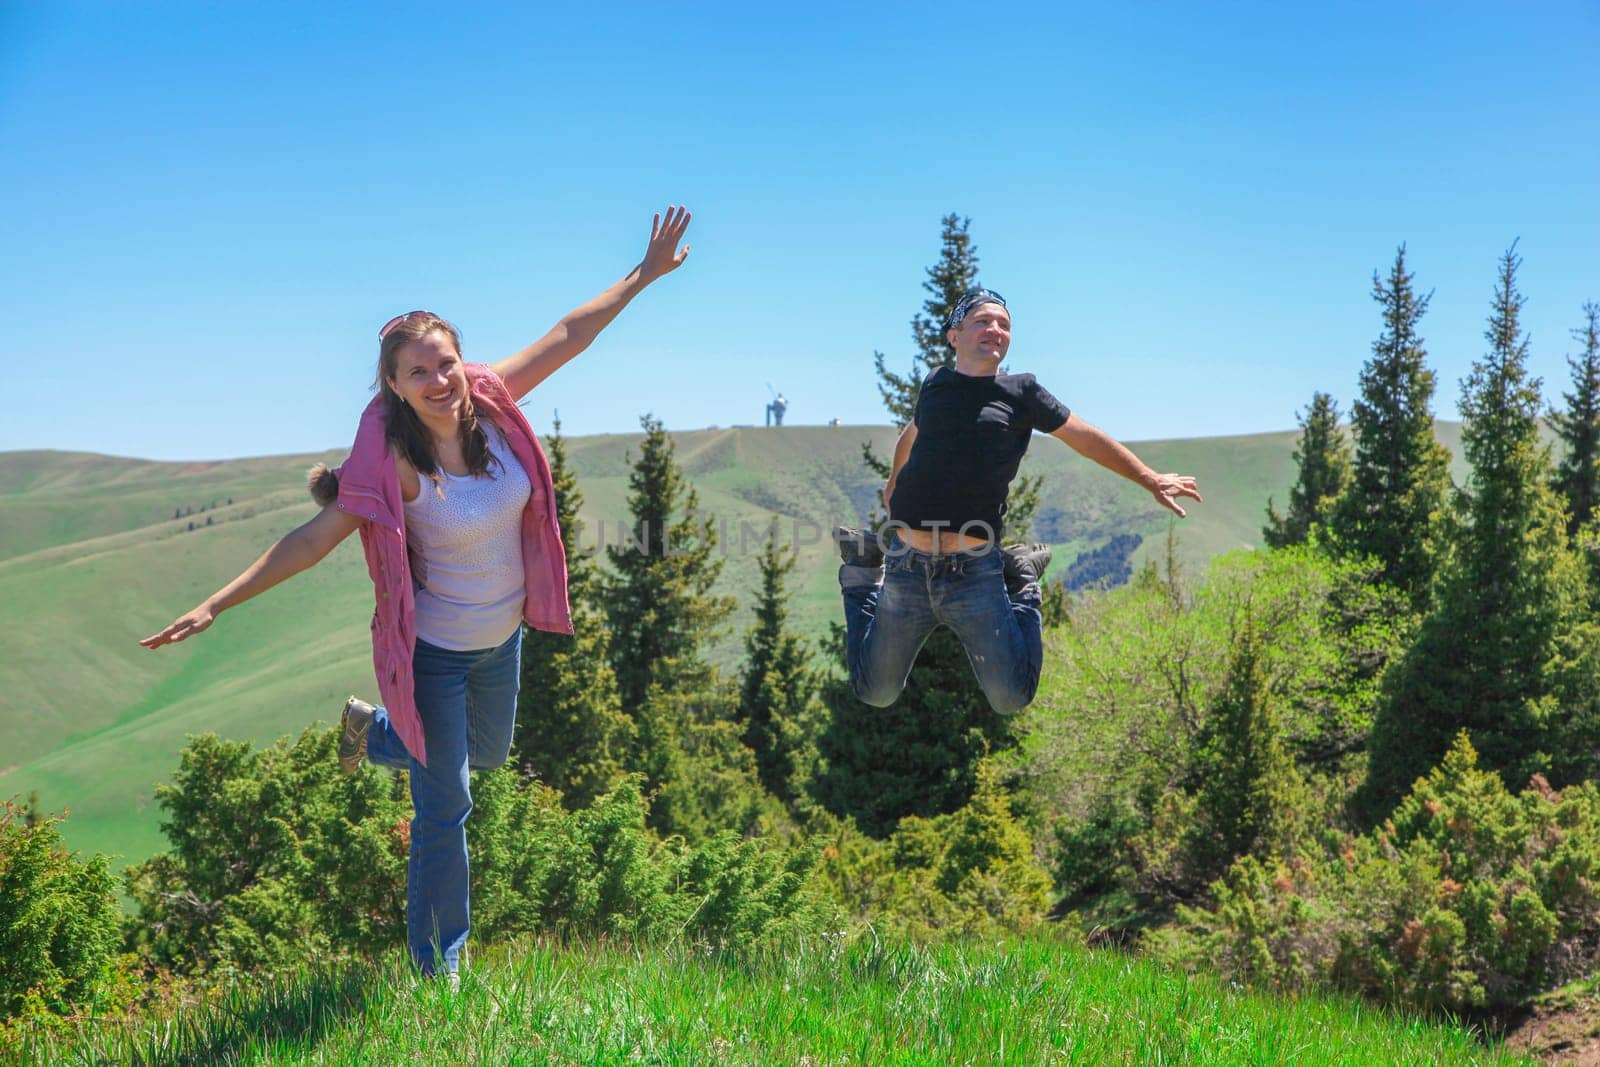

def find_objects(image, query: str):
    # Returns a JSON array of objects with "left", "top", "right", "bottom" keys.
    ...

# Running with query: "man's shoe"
[
  {"left": 1002, "top": 543, "right": 1053, "bottom": 595},
  {"left": 339, "top": 697, "right": 376, "bottom": 774},
  {"left": 832, "top": 526, "right": 884, "bottom": 569}
]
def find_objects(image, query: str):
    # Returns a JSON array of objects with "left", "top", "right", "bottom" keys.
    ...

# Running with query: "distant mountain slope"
[{"left": 0, "top": 421, "right": 1470, "bottom": 870}]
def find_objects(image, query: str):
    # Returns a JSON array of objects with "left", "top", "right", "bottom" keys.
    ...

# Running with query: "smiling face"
[
  {"left": 387, "top": 330, "right": 468, "bottom": 423},
  {"left": 947, "top": 301, "right": 1012, "bottom": 372}
]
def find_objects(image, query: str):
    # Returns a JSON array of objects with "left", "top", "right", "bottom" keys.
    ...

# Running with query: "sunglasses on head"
[{"left": 378, "top": 310, "right": 437, "bottom": 341}]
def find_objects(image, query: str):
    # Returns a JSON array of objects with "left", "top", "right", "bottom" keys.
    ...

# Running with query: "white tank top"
[{"left": 403, "top": 424, "right": 531, "bottom": 651}]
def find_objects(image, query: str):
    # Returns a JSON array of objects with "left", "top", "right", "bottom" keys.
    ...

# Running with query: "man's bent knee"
[
  {"left": 851, "top": 675, "right": 903, "bottom": 708},
  {"left": 468, "top": 751, "right": 510, "bottom": 773},
  {"left": 985, "top": 676, "right": 1040, "bottom": 716}
]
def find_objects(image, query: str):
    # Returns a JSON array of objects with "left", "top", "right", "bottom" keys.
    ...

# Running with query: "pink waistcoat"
[{"left": 332, "top": 363, "right": 572, "bottom": 767}]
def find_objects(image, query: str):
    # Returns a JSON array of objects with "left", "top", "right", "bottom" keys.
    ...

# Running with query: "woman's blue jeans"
[
  {"left": 364, "top": 628, "right": 522, "bottom": 977},
  {"left": 840, "top": 541, "right": 1043, "bottom": 714}
]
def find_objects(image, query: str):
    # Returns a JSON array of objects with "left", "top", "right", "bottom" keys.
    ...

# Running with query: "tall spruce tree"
[
  {"left": 1185, "top": 616, "right": 1304, "bottom": 880},
  {"left": 737, "top": 519, "right": 822, "bottom": 805},
  {"left": 603, "top": 414, "right": 734, "bottom": 715},
  {"left": 818, "top": 216, "right": 1046, "bottom": 836},
  {"left": 1329, "top": 247, "right": 1452, "bottom": 609},
  {"left": 1361, "top": 244, "right": 1587, "bottom": 815},
  {"left": 602, "top": 415, "right": 750, "bottom": 836},
  {"left": 1550, "top": 302, "right": 1600, "bottom": 536},
  {"left": 1263, "top": 391, "right": 1351, "bottom": 548},
  {"left": 513, "top": 416, "right": 633, "bottom": 809}
]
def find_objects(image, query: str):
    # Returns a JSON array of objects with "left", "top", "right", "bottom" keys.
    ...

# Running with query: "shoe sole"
[
  {"left": 831, "top": 527, "right": 884, "bottom": 568},
  {"left": 1003, "top": 545, "right": 1053, "bottom": 591},
  {"left": 338, "top": 697, "right": 372, "bottom": 775}
]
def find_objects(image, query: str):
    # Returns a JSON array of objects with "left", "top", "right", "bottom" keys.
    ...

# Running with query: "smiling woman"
[{"left": 137, "top": 205, "right": 694, "bottom": 985}]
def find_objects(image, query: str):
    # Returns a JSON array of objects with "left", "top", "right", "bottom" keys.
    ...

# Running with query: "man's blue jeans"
[
  {"left": 364, "top": 628, "right": 522, "bottom": 977},
  {"left": 841, "top": 540, "right": 1043, "bottom": 714}
]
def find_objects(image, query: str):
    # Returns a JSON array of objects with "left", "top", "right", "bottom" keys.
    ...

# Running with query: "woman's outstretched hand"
[
  {"left": 140, "top": 602, "right": 216, "bottom": 649},
  {"left": 638, "top": 206, "right": 691, "bottom": 283}
]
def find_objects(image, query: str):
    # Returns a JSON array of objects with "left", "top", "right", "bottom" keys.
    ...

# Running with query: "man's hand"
[
  {"left": 1145, "top": 473, "right": 1202, "bottom": 517},
  {"left": 638, "top": 206, "right": 691, "bottom": 283}
]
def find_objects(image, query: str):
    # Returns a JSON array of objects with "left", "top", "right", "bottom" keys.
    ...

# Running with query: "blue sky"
[{"left": 3, "top": 1, "right": 1597, "bottom": 460}]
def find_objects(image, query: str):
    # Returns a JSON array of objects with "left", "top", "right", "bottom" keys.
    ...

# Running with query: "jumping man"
[{"left": 834, "top": 288, "right": 1202, "bottom": 713}]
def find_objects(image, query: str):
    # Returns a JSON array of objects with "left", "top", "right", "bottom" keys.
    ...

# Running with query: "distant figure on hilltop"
[
  {"left": 833, "top": 288, "right": 1201, "bottom": 713},
  {"left": 766, "top": 390, "right": 787, "bottom": 426},
  {"left": 140, "top": 206, "right": 694, "bottom": 987}
]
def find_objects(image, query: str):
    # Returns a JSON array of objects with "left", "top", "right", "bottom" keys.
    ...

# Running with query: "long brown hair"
[{"left": 375, "top": 313, "right": 497, "bottom": 481}]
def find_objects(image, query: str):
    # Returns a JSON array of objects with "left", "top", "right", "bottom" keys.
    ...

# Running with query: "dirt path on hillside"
[{"left": 1505, "top": 999, "right": 1600, "bottom": 1065}]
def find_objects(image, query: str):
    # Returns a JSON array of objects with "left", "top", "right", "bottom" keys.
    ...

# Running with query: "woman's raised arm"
[
  {"left": 140, "top": 504, "right": 363, "bottom": 649},
  {"left": 490, "top": 206, "right": 691, "bottom": 401}
]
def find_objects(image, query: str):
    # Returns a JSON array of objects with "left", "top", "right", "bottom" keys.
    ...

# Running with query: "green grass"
[{"left": 8, "top": 936, "right": 1533, "bottom": 1066}]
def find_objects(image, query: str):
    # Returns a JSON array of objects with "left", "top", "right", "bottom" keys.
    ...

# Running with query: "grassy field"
[
  {"left": 7, "top": 936, "right": 1533, "bottom": 1066},
  {"left": 0, "top": 421, "right": 1467, "bottom": 875}
]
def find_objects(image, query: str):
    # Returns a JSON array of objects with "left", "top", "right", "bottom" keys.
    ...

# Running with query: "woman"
[{"left": 140, "top": 206, "right": 693, "bottom": 981}]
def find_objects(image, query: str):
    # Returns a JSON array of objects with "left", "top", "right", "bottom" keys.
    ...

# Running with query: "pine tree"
[
  {"left": 1362, "top": 244, "right": 1587, "bottom": 815},
  {"left": 1550, "top": 302, "right": 1600, "bottom": 536},
  {"left": 1263, "top": 391, "right": 1351, "bottom": 548},
  {"left": 1185, "top": 616, "right": 1303, "bottom": 878},
  {"left": 737, "top": 519, "right": 821, "bottom": 805},
  {"left": 603, "top": 414, "right": 734, "bottom": 715},
  {"left": 813, "top": 624, "right": 1015, "bottom": 837},
  {"left": 1328, "top": 246, "right": 1452, "bottom": 609},
  {"left": 602, "top": 415, "right": 745, "bottom": 835},
  {"left": 513, "top": 416, "right": 633, "bottom": 809}
]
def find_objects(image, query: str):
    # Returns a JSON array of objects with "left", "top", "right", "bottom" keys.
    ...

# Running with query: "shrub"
[
  {"left": 1051, "top": 794, "right": 1142, "bottom": 906},
  {"left": 1029, "top": 546, "right": 1408, "bottom": 845},
  {"left": 819, "top": 758, "right": 1052, "bottom": 939},
  {"left": 128, "top": 730, "right": 834, "bottom": 977},
  {"left": 1166, "top": 734, "right": 1600, "bottom": 1014},
  {"left": 125, "top": 728, "right": 410, "bottom": 975},
  {"left": 0, "top": 802, "right": 124, "bottom": 1023},
  {"left": 469, "top": 769, "right": 835, "bottom": 946}
]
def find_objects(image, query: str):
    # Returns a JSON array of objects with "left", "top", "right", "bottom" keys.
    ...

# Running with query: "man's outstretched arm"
[{"left": 1050, "top": 414, "right": 1202, "bottom": 517}]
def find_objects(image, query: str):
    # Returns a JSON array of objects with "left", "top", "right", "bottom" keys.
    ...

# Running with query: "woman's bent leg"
[
  {"left": 364, "top": 705, "right": 412, "bottom": 770},
  {"left": 404, "top": 639, "right": 475, "bottom": 977}
]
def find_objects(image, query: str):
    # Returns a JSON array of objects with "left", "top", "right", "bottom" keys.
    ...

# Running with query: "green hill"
[{"left": 0, "top": 423, "right": 1468, "bottom": 873}]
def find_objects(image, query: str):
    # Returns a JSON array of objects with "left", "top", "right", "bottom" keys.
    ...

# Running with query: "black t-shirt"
[{"left": 888, "top": 367, "right": 1071, "bottom": 542}]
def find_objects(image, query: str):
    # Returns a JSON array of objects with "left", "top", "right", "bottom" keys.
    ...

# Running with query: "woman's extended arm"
[
  {"left": 140, "top": 504, "right": 363, "bottom": 649},
  {"left": 490, "top": 206, "right": 692, "bottom": 401},
  {"left": 1050, "top": 413, "right": 1202, "bottom": 517}
]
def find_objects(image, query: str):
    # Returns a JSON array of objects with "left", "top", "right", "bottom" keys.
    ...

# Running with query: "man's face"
[{"left": 947, "top": 302, "right": 1012, "bottom": 368}]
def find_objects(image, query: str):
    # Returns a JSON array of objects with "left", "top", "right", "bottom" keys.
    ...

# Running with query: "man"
[{"left": 835, "top": 288, "right": 1201, "bottom": 713}]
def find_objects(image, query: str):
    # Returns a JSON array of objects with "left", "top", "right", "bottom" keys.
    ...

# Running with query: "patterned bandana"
[{"left": 944, "top": 289, "right": 1007, "bottom": 332}]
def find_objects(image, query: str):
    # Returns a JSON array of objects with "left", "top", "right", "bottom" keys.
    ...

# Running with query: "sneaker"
[
  {"left": 409, "top": 968, "right": 462, "bottom": 993},
  {"left": 338, "top": 697, "right": 376, "bottom": 774},
  {"left": 1002, "top": 543, "right": 1053, "bottom": 595},
  {"left": 832, "top": 525, "right": 884, "bottom": 569}
]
